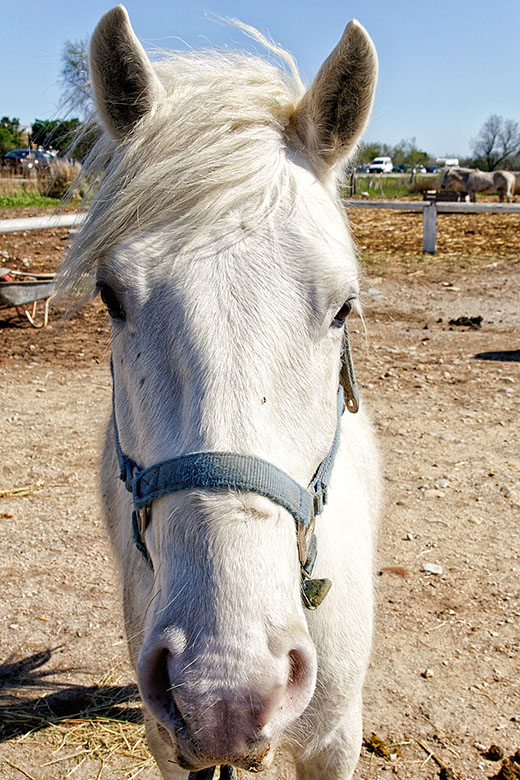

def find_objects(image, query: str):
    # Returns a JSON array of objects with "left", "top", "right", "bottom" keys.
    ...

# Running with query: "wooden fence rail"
[
  {"left": 1, "top": 202, "right": 520, "bottom": 253},
  {"left": 343, "top": 199, "right": 520, "bottom": 253}
]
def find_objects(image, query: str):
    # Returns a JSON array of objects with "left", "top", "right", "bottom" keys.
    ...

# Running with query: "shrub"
[
  {"left": 408, "top": 176, "right": 441, "bottom": 194},
  {"left": 37, "top": 158, "right": 82, "bottom": 199},
  {"left": 0, "top": 176, "right": 57, "bottom": 207}
]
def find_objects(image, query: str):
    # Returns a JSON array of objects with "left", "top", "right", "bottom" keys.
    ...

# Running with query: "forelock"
[{"left": 58, "top": 48, "right": 305, "bottom": 303}]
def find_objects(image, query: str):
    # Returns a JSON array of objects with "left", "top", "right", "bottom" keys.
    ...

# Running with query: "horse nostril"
[
  {"left": 142, "top": 648, "right": 168, "bottom": 703},
  {"left": 288, "top": 648, "right": 308, "bottom": 687},
  {"left": 138, "top": 647, "right": 187, "bottom": 733}
]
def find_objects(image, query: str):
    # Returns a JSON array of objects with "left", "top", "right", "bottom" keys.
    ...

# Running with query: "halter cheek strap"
[{"left": 111, "top": 323, "right": 358, "bottom": 611}]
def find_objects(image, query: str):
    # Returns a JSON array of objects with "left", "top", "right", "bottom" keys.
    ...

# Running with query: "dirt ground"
[{"left": 1, "top": 205, "right": 519, "bottom": 780}]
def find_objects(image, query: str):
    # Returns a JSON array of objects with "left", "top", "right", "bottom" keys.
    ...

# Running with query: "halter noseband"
[{"left": 111, "top": 323, "right": 359, "bottom": 611}]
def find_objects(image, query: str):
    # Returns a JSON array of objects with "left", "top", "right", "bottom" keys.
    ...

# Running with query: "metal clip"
[
  {"left": 188, "top": 766, "right": 237, "bottom": 780},
  {"left": 132, "top": 507, "right": 153, "bottom": 569},
  {"left": 297, "top": 511, "right": 315, "bottom": 568},
  {"left": 219, "top": 768, "right": 238, "bottom": 780},
  {"left": 137, "top": 506, "right": 149, "bottom": 539},
  {"left": 301, "top": 533, "right": 318, "bottom": 578},
  {"left": 340, "top": 321, "right": 360, "bottom": 414},
  {"left": 313, "top": 488, "right": 324, "bottom": 516}
]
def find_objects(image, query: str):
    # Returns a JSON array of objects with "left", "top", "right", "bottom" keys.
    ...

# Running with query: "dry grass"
[
  {"left": 3, "top": 666, "right": 154, "bottom": 779},
  {"left": 349, "top": 207, "right": 520, "bottom": 258},
  {"left": 0, "top": 175, "right": 38, "bottom": 195},
  {"left": 408, "top": 175, "right": 441, "bottom": 194},
  {"left": 40, "top": 717, "right": 152, "bottom": 778},
  {"left": 0, "top": 481, "right": 45, "bottom": 499},
  {"left": 37, "top": 160, "right": 83, "bottom": 200}
]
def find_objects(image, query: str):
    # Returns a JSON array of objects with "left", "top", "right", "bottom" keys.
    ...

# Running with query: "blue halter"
[{"left": 111, "top": 323, "right": 359, "bottom": 611}]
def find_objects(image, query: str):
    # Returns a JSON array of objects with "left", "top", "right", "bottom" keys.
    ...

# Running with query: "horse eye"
[
  {"left": 97, "top": 282, "right": 126, "bottom": 321},
  {"left": 332, "top": 300, "right": 354, "bottom": 327}
]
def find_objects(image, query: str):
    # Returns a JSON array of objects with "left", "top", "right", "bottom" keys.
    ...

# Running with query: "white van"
[
  {"left": 436, "top": 158, "right": 459, "bottom": 168},
  {"left": 368, "top": 156, "right": 393, "bottom": 173}
]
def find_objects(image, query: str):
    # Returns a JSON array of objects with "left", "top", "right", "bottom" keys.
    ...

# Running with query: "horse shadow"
[
  {"left": 473, "top": 349, "right": 520, "bottom": 362},
  {"left": 0, "top": 647, "right": 141, "bottom": 741}
]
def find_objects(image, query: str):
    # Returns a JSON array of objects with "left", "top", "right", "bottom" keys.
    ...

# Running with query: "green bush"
[{"left": 0, "top": 192, "right": 59, "bottom": 208}]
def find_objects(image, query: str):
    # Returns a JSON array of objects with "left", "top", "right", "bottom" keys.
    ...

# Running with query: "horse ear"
[
  {"left": 291, "top": 20, "right": 378, "bottom": 167},
  {"left": 89, "top": 4, "right": 164, "bottom": 140}
]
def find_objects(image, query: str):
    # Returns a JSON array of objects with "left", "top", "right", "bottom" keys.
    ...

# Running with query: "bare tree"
[
  {"left": 59, "top": 38, "right": 92, "bottom": 118},
  {"left": 471, "top": 114, "right": 520, "bottom": 170}
]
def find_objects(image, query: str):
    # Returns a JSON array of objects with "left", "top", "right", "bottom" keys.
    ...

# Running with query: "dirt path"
[{"left": 1, "top": 208, "right": 519, "bottom": 779}]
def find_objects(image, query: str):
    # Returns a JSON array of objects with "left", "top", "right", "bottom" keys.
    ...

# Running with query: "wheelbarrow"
[{"left": 0, "top": 270, "right": 56, "bottom": 328}]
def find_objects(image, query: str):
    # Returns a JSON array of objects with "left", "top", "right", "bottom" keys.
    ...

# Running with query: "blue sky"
[{"left": 3, "top": 0, "right": 519, "bottom": 158}]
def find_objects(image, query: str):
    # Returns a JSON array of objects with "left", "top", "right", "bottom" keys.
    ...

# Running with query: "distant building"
[{"left": 19, "top": 125, "right": 32, "bottom": 146}]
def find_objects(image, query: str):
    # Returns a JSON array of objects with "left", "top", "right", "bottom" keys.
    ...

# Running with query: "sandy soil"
[{"left": 0, "top": 206, "right": 519, "bottom": 780}]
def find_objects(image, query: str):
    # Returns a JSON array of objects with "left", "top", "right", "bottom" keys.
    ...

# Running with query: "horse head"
[
  {"left": 441, "top": 166, "right": 468, "bottom": 191},
  {"left": 70, "top": 5, "right": 378, "bottom": 773}
]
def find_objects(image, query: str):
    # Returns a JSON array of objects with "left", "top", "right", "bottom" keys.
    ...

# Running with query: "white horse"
[
  {"left": 441, "top": 166, "right": 516, "bottom": 202},
  {"left": 59, "top": 6, "right": 381, "bottom": 778}
]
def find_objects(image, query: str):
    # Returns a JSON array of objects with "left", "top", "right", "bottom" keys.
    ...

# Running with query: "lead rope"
[{"left": 189, "top": 767, "right": 237, "bottom": 780}]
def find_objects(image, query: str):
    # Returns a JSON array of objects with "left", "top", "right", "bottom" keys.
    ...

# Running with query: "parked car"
[
  {"left": 368, "top": 156, "right": 393, "bottom": 173},
  {"left": 355, "top": 164, "right": 370, "bottom": 173},
  {"left": 392, "top": 164, "right": 405, "bottom": 173},
  {"left": 413, "top": 164, "right": 427, "bottom": 174},
  {"left": 1, "top": 148, "right": 54, "bottom": 172},
  {"left": 425, "top": 165, "right": 438, "bottom": 173}
]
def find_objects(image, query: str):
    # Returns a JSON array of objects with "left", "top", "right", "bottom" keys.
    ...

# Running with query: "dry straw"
[{"left": 4, "top": 667, "right": 154, "bottom": 778}]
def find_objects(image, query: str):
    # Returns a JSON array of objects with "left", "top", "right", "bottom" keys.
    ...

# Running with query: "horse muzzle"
[
  {"left": 137, "top": 629, "right": 317, "bottom": 769},
  {"left": 174, "top": 722, "right": 274, "bottom": 774}
]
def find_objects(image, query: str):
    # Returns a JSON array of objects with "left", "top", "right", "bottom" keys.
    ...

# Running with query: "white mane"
[{"left": 59, "top": 46, "right": 308, "bottom": 301}]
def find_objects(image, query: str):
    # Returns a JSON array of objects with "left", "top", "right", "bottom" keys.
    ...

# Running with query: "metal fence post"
[{"left": 423, "top": 202, "right": 437, "bottom": 253}]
